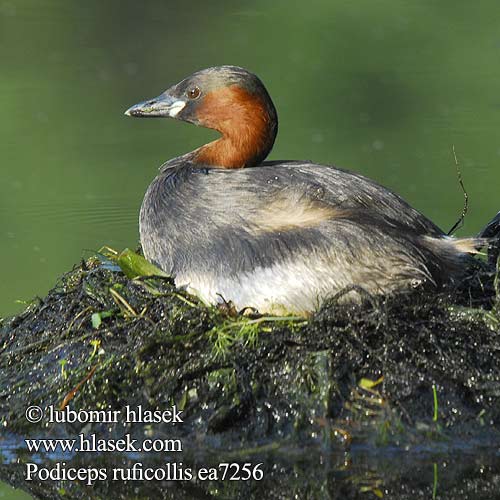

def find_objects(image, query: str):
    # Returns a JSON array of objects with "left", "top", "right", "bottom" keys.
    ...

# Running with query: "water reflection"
[{"left": 1, "top": 444, "right": 499, "bottom": 499}]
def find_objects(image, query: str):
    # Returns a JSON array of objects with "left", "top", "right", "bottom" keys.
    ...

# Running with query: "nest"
[{"left": 1, "top": 249, "right": 500, "bottom": 498}]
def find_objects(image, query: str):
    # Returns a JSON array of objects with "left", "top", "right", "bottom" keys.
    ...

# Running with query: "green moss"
[{"left": 1, "top": 248, "right": 500, "bottom": 451}]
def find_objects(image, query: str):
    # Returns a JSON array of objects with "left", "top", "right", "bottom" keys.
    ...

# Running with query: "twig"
[
  {"left": 109, "top": 287, "right": 138, "bottom": 316},
  {"left": 447, "top": 145, "right": 469, "bottom": 235},
  {"left": 59, "top": 364, "right": 98, "bottom": 410}
]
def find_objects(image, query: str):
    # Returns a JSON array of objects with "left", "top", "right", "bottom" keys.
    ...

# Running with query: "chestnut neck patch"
[{"left": 193, "top": 85, "right": 277, "bottom": 168}]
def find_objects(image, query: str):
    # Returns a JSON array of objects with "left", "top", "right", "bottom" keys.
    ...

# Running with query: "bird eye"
[{"left": 187, "top": 86, "right": 201, "bottom": 100}]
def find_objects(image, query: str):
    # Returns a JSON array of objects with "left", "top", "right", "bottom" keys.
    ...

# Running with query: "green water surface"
[
  {"left": 2, "top": 0, "right": 500, "bottom": 317},
  {"left": 1, "top": 2, "right": 500, "bottom": 498}
]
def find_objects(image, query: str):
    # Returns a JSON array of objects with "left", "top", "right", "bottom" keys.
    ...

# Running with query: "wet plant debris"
[{"left": 1, "top": 248, "right": 499, "bottom": 450}]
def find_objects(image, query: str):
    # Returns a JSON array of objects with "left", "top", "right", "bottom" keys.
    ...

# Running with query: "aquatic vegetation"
[{"left": 0, "top": 248, "right": 499, "bottom": 454}]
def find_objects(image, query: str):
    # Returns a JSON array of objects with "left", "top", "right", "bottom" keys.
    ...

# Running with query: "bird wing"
[{"left": 254, "top": 161, "right": 445, "bottom": 237}]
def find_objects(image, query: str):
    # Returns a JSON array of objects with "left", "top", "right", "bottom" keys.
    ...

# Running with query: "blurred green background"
[
  {"left": 1, "top": 0, "right": 499, "bottom": 319},
  {"left": 0, "top": 481, "right": 31, "bottom": 499}
]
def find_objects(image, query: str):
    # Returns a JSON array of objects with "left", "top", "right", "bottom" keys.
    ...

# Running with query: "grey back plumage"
[{"left": 139, "top": 158, "right": 467, "bottom": 312}]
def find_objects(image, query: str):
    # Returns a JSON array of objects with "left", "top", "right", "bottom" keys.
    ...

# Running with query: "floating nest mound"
[{"left": 1, "top": 249, "right": 500, "bottom": 451}]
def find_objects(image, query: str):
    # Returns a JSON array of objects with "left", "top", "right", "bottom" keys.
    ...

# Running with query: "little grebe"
[{"left": 125, "top": 65, "right": 490, "bottom": 314}]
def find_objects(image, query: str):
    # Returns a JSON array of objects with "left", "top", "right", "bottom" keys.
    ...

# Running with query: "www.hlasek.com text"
[{"left": 25, "top": 432, "right": 182, "bottom": 454}]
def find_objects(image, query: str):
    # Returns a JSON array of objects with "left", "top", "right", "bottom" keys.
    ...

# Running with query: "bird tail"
[{"left": 478, "top": 211, "right": 500, "bottom": 265}]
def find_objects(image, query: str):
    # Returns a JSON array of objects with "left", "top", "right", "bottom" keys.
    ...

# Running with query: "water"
[
  {"left": 2, "top": 0, "right": 500, "bottom": 318},
  {"left": 1, "top": 0, "right": 500, "bottom": 497}
]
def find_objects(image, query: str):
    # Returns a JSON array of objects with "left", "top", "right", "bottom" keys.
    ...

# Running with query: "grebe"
[{"left": 125, "top": 65, "right": 489, "bottom": 314}]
